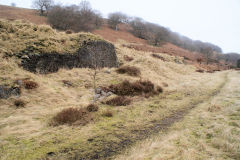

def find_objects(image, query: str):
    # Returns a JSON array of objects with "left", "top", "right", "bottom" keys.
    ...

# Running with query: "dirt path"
[{"left": 116, "top": 71, "right": 240, "bottom": 160}]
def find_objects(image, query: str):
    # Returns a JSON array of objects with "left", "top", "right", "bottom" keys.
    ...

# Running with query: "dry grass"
[
  {"left": 116, "top": 66, "right": 141, "bottom": 77},
  {"left": 123, "top": 55, "right": 134, "bottom": 62},
  {"left": 116, "top": 72, "right": 239, "bottom": 160},
  {"left": 102, "top": 110, "right": 113, "bottom": 117},
  {"left": 0, "top": 20, "right": 233, "bottom": 160},
  {"left": 105, "top": 96, "right": 131, "bottom": 106}
]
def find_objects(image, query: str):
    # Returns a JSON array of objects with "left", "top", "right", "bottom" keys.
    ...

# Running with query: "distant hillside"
[{"left": 0, "top": 5, "right": 47, "bottom": 24}]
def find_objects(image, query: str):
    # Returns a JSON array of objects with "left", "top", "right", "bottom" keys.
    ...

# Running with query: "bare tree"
[
  {"left": 47, "top": 2, "right": 102, "bottom": 32},
  {"left": 11, "top": 2, "right": 16, "bottom": 7},
  {"left": 32, "top": 0, "right": 54, "bottom": 16},
  {"left": 108, "top": 12, "right": 128, "bottom": 30}
]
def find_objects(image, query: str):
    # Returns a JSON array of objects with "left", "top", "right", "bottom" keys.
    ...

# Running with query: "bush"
[
  {"left": 52, "top": 108, "right": 92, "bottom": 125},
  {"left": 116, "top": 66, "right": 141, "bottom": 76},
  {"left": 162, "top": 82, "right": 168, "bottom": 87},
  {"left": 65, "top": 30, "right": 73, "bottom": 34},
  {"left": 156, "top": 86, "right": 163, "bottom": 93},
  {"left": 86, "top": 104, "right": 99, "bottom": 112},
  {"left": 105, "top": 96, "right": 131, "bottom": 106},
  {"left": 14, "top": 100, "right": 25, "bottom": 108},
  {"left": 123, "top": 55, "right": 134, "bottom": 62},
  {"left": 23, "top": 80, "right": 39, "bottom": 89},
  {"left": 196, "top": 69, "right": 204, "bottom": 73},
  {"left": 151, "top": 54, "right": 165, "bottom": 61},
  {"left": 102, "top": 110, "right": 113, "bottom": 117},
  {"left": 108, "top": 80, "right": 162, "bottom": 97}
]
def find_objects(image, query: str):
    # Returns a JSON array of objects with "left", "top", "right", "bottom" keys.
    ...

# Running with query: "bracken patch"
[
  {"left": 107, "top": 80, "right": 162, "bottom": 97},
  {"left": 52, "top": 108, "right": 93, "bottom": 126},
  {"left": 105, "top": 96, "right": 131, "bottom": 106},
  {"left": 86, "top": 104, "right": 99, "bottom": 112},
  {"left": 23, "top": 80, "right": 39, "bottom": 89},
  {"left": 116, "top": 66, "right": 141, "bottom": 77}
]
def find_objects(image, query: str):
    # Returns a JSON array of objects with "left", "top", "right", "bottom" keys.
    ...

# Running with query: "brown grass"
[
  {"left": 105, "top": 96, "right": 131, "bottom": 106},
  {"left": 123, "top": 55, "right": 134, "bottom": 62},
  {"left": 102, "top": 110, "right": 113, "bottom": 117},
  {"left": 116, "top": 66, "right": 141, "bottom": 77},
  {"left": 23, "top": 80, "right": 39, "bottom": 89},
  {"left": 14, "top": 99, "right": 25, "bottom": 108},
  {"left": 108, "top": 80, "right": 161, "bottom": 97},
  {"left": 0, "top": 5, "right": 47, "bottom": 25},
  {"left": 152, "top": 54, "right": 166, "bottom": 61},
  {"left": 52, "top": 108, "right": 92, "bottom": 126},
  {"left": 86, "top": 104, "right": 99, "bottom": 112}
]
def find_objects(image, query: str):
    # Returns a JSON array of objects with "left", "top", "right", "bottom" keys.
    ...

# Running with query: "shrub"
[
  {"left": 196, "top": 69, "right": 204, "bottom": 73},
  {"left": 162, "top": 82, "right": 168, "bottom": 87},
  {"left": 23, "top": 80, "right": 39, "bottom": 89},
  {"left": 14, "top": 100, "right": 25, "bottom": 108},
  {"left": 156, "top": 86, "right": 163, "bottom": 93},
  {"left": 108, "top": 80, "right": 162, "bottom": 97},
  {"left": 116, "top": 66, "right": 141, "bottom": 77},
  {"left": 65, "top": 30, "right": 73, "bottom": 34},
  {"left": 151, "top": 54, "right": 165, "bottom": 61},
  {"left": 123, "top": 55, "right": 134, "bottom": 62},
  {"left": 52, "top": 108, "right": 92, "bottom": 126},
  {"left": 105, "top": 96, "right": 131, "bottom": 106},
  {"left": 86, "top": 104, "right": 99, "bottom": 112},
  {"left": 102, "top": 110, "right": 113, "bottom": 117}
]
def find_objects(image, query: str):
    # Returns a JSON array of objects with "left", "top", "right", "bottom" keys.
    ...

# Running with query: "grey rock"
[{"left": 95, "top": 88, "right": 102, "bottom": 94}]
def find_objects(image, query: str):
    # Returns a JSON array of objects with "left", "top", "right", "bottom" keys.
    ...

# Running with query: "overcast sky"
[{"left": 0, "top": 0, "right": 240, "bottom": 53}]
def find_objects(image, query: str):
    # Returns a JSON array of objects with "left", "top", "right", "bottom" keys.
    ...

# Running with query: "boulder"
[{"left": 20, "top": 41, "right": 118, "bottom": 74}]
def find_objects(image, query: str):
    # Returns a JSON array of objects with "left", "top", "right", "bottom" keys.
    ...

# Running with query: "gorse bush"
[
  {"left": 116, "top": 66, "right": 141, "bottom": 77},
  {"left": 105, "top": 96, "right": 131, "bottom": 106}
]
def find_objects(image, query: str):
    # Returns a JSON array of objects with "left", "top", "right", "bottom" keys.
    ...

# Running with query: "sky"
[{"left": 0, "top": 0, "right": 240, "bottom": 53}]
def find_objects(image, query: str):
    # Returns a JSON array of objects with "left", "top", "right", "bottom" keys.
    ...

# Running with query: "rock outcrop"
[
  {"left": 21, "top": 41, "right": 118, "bottom": 74},
  {"left": 0, "top": 85, "right": 21, "bottom": 99}
]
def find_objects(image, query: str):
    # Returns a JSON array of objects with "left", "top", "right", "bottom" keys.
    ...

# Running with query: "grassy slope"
[
  {"left": 0, "top": 20, "right": 234, "bottom": 159},
  {"left": 116, "top": 71, "right": 240, "bottom": 160}
]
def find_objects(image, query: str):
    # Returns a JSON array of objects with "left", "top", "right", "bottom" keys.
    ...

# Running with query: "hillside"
[
  {"left": 0, "top": 4, "right": 234, "bottom": 70},
  {"left": 0, "top": 5, "right": 47, "bottom": 25},
  {"left": 0, "top": 18, "right": 239, "bottom": 160},
  {"left": 0, "top": 5, "right": 239, "bottom": 160}
]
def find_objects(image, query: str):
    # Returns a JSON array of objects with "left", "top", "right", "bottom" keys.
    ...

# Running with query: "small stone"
[
  {"left": 104, "top": 69, "right": 111, "bottom": 74},
  {"left": 21, "top": 55, "right": 29, "bottom": 59},
  {"left": 95, "top": 88, "right": 102, "bottom": 94}
]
